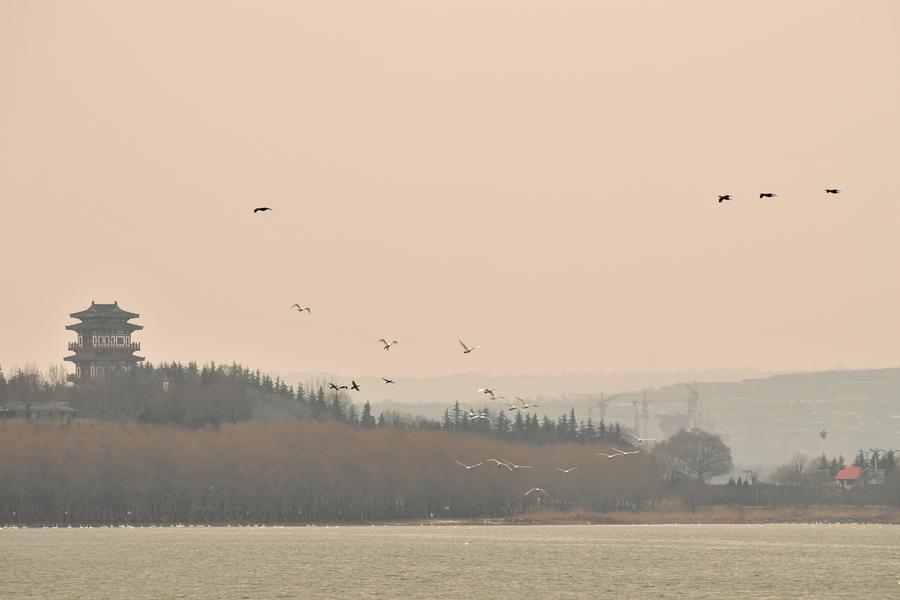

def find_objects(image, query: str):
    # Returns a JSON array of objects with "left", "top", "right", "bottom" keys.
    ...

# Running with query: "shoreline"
[{"left": 4, "top": 506, "right": 900, "bottom": 528}]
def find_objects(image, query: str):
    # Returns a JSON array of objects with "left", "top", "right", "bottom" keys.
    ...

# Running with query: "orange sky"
[{"left": 1, "top": 1, "right": 899, "bottom": 378}]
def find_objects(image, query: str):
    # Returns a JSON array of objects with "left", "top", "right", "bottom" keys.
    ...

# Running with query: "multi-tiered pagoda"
[{"left": 65, "top": 301, "right": 144, "bottom": 382}]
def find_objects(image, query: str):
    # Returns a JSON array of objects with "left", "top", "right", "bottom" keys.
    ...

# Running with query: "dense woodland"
[{"left": 0, "top": 421, "right": 661, "bottom": 524}]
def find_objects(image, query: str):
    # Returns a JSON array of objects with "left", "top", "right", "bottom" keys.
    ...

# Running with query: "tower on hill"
[{"left": 65, "top": 301, "right": 144, "bottom": 382}]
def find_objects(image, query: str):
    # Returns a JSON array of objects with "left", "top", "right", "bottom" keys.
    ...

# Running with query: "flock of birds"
[
  {"left": 717, "top": 189, "right": 840, "bottom": 203},
  {"left": 451, "top": 430, "right": 654, "bottom": 501}
]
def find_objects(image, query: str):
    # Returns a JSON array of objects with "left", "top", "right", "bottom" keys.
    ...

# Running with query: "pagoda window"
[
  {"left": 76, "top": 366, "right": 81, "bottom": 377},
  {"left": 78, "top": 335, "right": 83, "bottom": 345},
  {"left": 92, "top": 336, "right": 97, "bottom": 346}
]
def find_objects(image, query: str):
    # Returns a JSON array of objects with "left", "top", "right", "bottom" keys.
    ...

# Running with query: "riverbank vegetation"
[{"left": 1, "top": 420, "right": 897, "bottom": 526}]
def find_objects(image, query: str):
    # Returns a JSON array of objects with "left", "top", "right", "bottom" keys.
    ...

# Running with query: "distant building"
[
  {"left": 835, "top": 466, "right": 865, "bottom": 490},
  {"left": 64, "top": 301, "right": 144, "bottom": 382},
  {"left": 0, "top": 402, "right": 76, "bottom": 425}
]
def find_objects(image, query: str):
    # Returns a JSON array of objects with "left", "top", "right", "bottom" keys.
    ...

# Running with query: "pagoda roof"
[
  {"left": 70, "top": 301, "right": 140, "bottom": 320},
  {"left": 66, "top": 321, "right": 143, "bottom": 332}
]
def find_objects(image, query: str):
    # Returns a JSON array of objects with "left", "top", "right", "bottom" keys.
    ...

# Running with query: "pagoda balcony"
[{"left": 68, "top": 342, "right": 141, "bottom": 352}]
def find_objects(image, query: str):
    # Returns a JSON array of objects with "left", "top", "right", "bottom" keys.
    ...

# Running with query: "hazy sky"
[{"left": 2, "top": 1, "right": 899, "bottom": 378}]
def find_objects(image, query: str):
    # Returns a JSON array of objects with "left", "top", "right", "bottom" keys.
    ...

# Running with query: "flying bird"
[
  {"left": 825, "top": 189, "right": 840, "bottom": 194},
  {"left": 759, "top": 193, "right": 777, "bottom": 198},
  {"left": 717, "top": 195, "right": 731, "bottom": 203},
  {"left": 819, "top": 429, "right": 828, "bottom": 439},
  {"left": 596, "top": 452, "right": 622, "bottom": 459},
  {"left": 328, "top": 383, "right": 348, "bottom": 391},
  {"left": 382, "top": 377, "right": 396, "bottom": 384},
  {"left": 379, "top": 339, "right": 399, "bottom": 350},
  {"left": 515, "top": 397, "right": 537, "bottom": 410},
  {"left": 500, "top": 399, "right": 519, "bottom": 411},
  {"left": 524, "top": 488, "right": 551, "bottom": 498},
  {"left": 351, "top": 380, "right": 360, "bottom": 392},
  {"left": 486, "top": 459, "right": 514, "bottom": 471},
  {"left": 502, "top": 459, "right": 533, "bottom": 471},
  {"left": 459, "top": 339, "right": 480, "bottom": 354},
  {"left": 612, "top": 447, "right": 641, "bottom": 455},
  {"left": 290, "top": 304, "right": 311, "bottom": 314},
  {"left": 627, "top": 431, "right": 656, "bottom": 444},
  {"left": 253, "top": 207, "right": 272, "bottom": 213},
  {"left": 554, "top": 466, "right": 579, "bottom": 474},
  {"left": 454, "top": 459, "right": 484, "bottom": 471},
  {"left": 478, "top": 388, "right": 497, "bottom": 399}
]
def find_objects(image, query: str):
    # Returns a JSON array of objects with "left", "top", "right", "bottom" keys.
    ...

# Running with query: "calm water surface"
[{"left": 2, "top": 524, "right": 898, "bottom": 599}]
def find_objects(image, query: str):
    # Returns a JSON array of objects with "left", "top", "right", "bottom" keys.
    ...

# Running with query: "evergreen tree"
[
  {"left": 296, "top": 383, "right": 307, "bottom": 407},
  {"left": 513, "top": 411, "right": 525, "bottom": 435},
  {"left": 377, "top": 412, "right": 386, "bottom": 427},
  {"left": 567, "top": 409, "right": 578, "bottom": 441},
  {"left": 361, "top": 402, "right": 376, "bottom": 428},
  {"left": 452, "top": 401, "right": 462, "bottom": 428},
  {"left": 854, "top": 450, "right": 868, "bottom": 468},
  {"left": 441, "top": 408, "right": 452, "bottom": 431}
]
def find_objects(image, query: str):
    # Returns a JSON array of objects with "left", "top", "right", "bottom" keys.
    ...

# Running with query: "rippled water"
[{"left": 1, "top": 524, "right": 898, "bottom": 599}]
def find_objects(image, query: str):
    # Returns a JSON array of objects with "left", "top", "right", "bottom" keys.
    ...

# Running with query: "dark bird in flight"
[
  {"left": 718, "top": 195, "right": 731, "bottom": 203},
  {"left": 379, "top": 339, "right": 399, "bottom": 350},
  {"left": 819, "top": 429, "right": 828, "bottom": 439},
  {"left": 382, "top": 377, "right": 396, "bottom": 384},
  {"left": 328, "top": 382, "right": 348, "bottom": 391},
  {"left": 759, "top": 193, "right": 777, "bottom": 198},
  {"left": 253, "top": 207, "right": 273, "bottom": 213},
  {"left": 290, "top": 304, "right": 311, "bottom": 314},
  {"left": 351, "top": 380, "right": 360, "bottom": 392},
  {"left": 825, "top": 189, "right": 840, "bottom": 194}
]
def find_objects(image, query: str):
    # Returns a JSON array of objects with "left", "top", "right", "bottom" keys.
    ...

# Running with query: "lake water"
[{"left": 1, "top": 524, "right": 898, "bottom": 599}]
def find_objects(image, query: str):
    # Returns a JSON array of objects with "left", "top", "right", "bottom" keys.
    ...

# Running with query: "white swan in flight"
[
  {"left": 454, "top": 459, "right": 484, "bottom": 471},
  {"left": 554, "top": 466, "right": 579, "bottom": 474},
  {"left": 379, "top": 339, "right": 399, "bottom": 350}
]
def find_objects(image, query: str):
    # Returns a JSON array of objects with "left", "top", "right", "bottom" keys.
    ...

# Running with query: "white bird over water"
[
  {"left": 554, "top": 466, "right": 579, "bottom": 474},
  {"left": 502, "top": 459, "right": 533, "bottom": 471},
  {"left": 459, "top": 339, "right": 480, "bottom": 354},
  {"left": 454, "top": 459, "right": 484, "bottom": 471},
  {"left": 596, "top": 452, "right": 622, "bottom": 460},
  {"left": 612, "top": 447, "right": 641, "bottom": 455},
  {"left": 486, "top": 458, "right": 514, "bottom": 471},
  {"left": 627, "top": 432, "right": 656, "bottom": 444},
  {"left": 379, "top": 339, "right": 399, "bottom": 350},
  {"left": 290, "top": 304, "right": 311, "bottom": 313},
  {"left": 524, "top": 488, "right": 551, "bottom": 498}
]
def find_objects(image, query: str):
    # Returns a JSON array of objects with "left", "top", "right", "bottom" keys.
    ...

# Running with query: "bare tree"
[
  {"left": 653, "top": 428, "right": 733, "bottom": 483},
  {"left": 770, "top": 453, "right": 809, "bottom": 486}
]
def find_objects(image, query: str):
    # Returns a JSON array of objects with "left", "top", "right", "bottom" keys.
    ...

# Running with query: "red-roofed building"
[{"left": 835, "top": 466, "right": 865, "bottom": 490}]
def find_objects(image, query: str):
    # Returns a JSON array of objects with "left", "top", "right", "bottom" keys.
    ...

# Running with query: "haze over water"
[{"left": 2, "top": 524, "right": 898, "bottom": 599}]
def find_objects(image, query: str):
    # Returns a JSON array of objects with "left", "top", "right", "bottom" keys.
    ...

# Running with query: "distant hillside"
[{"left": 282, "top": 367, "right": 900, "bottom": 466}]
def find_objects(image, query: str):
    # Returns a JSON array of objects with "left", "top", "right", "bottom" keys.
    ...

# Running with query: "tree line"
[
  {"left": 0, "top": 362, "right": 633, "bottom": 447},
  {"left": 0, "top": 420, "right": 660, "bottom": 525}
]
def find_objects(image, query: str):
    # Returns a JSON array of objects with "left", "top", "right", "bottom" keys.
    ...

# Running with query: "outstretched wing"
[{"left": 458, "top": 338, "right": 470, "bottom": 351}]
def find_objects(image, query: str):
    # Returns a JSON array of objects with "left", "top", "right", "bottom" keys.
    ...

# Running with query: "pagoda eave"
[
  {"left": 66, "top": 322, "right": 143, "bottom": 332},
  {"left": 65, "top": 354, "right": 144, "bottom": 364}
]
